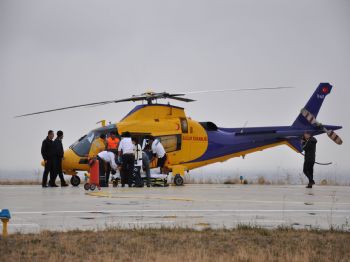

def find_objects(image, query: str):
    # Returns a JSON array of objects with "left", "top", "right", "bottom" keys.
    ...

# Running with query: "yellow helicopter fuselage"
[{"left": 62, "top": 104, "right": 210, "bottom": 176}]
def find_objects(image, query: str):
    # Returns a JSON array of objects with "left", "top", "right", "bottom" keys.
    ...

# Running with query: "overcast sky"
[{"left": 0, "top": 0, "right": 349, "bottom": 180}]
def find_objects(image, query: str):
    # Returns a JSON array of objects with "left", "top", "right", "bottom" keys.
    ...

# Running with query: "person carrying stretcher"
[
  {"left": 96, "top": 151, "right": 118, "bottom": 187},
  {"left": 132, "top": 137, "right": 144, "bottom": 187},
  {"left": 148, "top": 136, "right": 168, "bottom": 174}
]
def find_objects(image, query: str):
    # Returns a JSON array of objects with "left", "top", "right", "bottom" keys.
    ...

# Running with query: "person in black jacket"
[
  {"left": 53, "top": 130, "right": 68, "bottom": 187},
  {"left": 41, "top": 130, "right": 55, "bottom": 187},
  {"left": 302, "top": 132, "right": 317, "bottom": 188}
]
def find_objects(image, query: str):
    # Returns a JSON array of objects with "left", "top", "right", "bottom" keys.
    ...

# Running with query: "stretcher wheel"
[
  {"left": 90, "top": 184, "right": 97, "bottom": 191},
  {"left": 84, "top": 183, "right": 90, "bottom": 191},
  {"left": 174, "top": 174, "right": 184, "bottom": 186},
  {"left": 71, "top": 175, "right": 81, "bottom": 187}
]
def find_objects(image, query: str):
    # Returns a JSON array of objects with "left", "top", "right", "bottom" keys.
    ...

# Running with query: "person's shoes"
[
  {"left": 306, "top": 184, "right": 313, "bottom": 188},
  {"left": 61, "top": 182, "right": 69, "bottom": 187},
  {"left": 121, "top": 184, "right": 125, "bottom": 187},
  {"left": 50, "top": 184, "right": 59, "bottom": 187},
  {"left": 311, "top": 180, "right": 315, "bottom": 185},
  {"left": 147, "top": 184, "right": 151, "bottom": 188},
  {"left": 42, "top": 185, "right": 48, "bottom": 188}
]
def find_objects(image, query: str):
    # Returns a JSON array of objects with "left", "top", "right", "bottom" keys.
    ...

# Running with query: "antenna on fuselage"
[{"left": 240, "top": 121, "right": 248, "bottom": 133}]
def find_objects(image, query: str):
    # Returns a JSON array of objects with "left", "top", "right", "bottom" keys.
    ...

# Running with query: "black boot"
[{"left": 61, "top": 181, "right": 69, "bottom": 187}]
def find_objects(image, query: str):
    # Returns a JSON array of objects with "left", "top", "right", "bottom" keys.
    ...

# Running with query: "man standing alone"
[
  {"left": 302, "top": 132, "right": 317, "bottom": 188},
  {"left": 41, "top": 130, "right": 55, "bottom": 187},
  {"left": 53, "top": 130, "right": 68, "bottom": 187}
]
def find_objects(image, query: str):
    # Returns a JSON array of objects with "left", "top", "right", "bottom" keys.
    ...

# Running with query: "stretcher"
[{"left": 111, "top": 171, "right": 169, "bottom": 187}]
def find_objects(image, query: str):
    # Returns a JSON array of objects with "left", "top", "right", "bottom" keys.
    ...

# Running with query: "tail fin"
[{"left": 292, "top": 83, "right": 332, "bottom": 129}]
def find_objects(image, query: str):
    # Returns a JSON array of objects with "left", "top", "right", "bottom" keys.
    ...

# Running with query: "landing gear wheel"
[
  {"left": 70, "top": 175, "right": 81, "bottom": 187},
  {"left": 90, "top": 184, "right": 96, "bottom": 191},
  {"left": 84, "top": 183, "right": 90, "bottom": 191},
  {"left": 174, "top": 174, "right": 184, "bottom": 186}
]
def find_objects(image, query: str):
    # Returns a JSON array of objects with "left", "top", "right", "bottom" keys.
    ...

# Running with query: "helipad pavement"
[{"left": 1, "top": 184, "right": 349, "bottom": 233}]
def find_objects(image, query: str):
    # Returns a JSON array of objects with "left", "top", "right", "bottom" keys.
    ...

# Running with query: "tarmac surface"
[{"left": 1, "top": 184, "right": 350, "bottom": 233}]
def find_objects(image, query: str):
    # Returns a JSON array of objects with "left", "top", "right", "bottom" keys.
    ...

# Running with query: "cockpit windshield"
[{"left": 70, "top": 125, "right": 118, "bottom": 157}]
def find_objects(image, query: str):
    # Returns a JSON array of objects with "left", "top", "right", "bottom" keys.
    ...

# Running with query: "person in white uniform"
[
  {"left": 118, "top": 132, "right": 135, "bottom": 187},
  {"left": 97, "top": 150, "right": 118, "bottom": 187},
  {"left": 149, "top": 136, "right": 167, "bottom": 174},
  {"left": 132, "top": 137, "right": 143, "bottom": 187}
]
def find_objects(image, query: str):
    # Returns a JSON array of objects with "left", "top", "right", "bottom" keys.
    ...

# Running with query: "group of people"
[
  {"left": 41, "top": 129, "right": 167, "bottom": 188},
  {"left": 94, "top": 131, "right": 167, "bottom": 188},
  {"left": 41, "top": 130, "right": 68, "bottom": 187}
]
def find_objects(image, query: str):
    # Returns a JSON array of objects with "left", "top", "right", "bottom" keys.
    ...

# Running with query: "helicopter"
[{"left": 16, "top": 83, "right": 343, "bottom": 186}]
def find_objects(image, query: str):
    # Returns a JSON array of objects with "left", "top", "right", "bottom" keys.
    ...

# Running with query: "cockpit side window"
[{"left": 70, "top": 126, "right": 119, "bottom": 157}]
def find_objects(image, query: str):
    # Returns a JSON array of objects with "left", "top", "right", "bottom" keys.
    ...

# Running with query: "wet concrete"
[{"left": 0, "top": 184, "right": 349, "bottom": 233}]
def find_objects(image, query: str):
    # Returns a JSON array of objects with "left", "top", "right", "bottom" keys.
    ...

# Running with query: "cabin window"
[
  {"left": 180, "top": 118, "right": 188, "bottom": 133},
  {"left": 158, "top": 134, "right": 182, "bottom": 152}
]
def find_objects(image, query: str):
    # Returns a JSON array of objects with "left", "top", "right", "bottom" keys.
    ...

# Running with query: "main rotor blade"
[
  {"left": 14, "top": 94, "right": 188, "bottom": 118},
  {"left": 182, "top": 86, "right": 295, "bottom": 95},
  {"left": 14, "top": 100, "right": 116, "bottom": 118},
  {"left": 168, "top": 96, "right": 196, "bottom": 102}
]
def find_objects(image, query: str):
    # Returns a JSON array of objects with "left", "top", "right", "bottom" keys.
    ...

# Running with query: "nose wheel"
[
  {"left": 70, "top": 175, "right": 81, "bottom": 187},
  {"left": 174, "top": 174, "right": 184, "bottom": 186}
]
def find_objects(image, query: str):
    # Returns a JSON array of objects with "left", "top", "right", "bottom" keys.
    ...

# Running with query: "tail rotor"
[{"left": 301, "top": 108, "right": 343, "bottom": 145}]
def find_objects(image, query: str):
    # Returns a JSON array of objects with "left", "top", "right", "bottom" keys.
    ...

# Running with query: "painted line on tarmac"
[
  {"left": 11, "top": 209, "right": 350, "bottom": 215},
  {"left": 87, "top": 192, "right": 350, "bottom": 205},
  {"left": 208, "top": 199, "right": 350, "bottom": 205},
  {"left": 87, "top": 191, "right": 193, "bottom": 201}
]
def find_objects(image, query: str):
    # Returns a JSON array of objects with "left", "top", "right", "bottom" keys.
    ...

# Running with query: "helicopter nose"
[{"left": 62, "top": 148, "right": 88, "bottom": 175}]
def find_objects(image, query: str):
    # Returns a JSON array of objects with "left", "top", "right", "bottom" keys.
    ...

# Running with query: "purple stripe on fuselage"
[{"left": 185, "top": 125, "right": 331, "bottom": 163}]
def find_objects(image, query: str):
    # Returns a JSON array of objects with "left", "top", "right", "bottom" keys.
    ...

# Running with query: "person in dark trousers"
[
  {"left": 53, "top": 130, "right": 68, "bottom": 187},
  {"left": 41, "top": 130, "right": 55, "bottom": 187},
  {"left": 132, "top": 137, "right": 143, "bottom": 187},
  {"left": 302, "top": 131, "right": 317, "bottom": 188},
  {"left": 97, "top": 151, "right": 118, "bottom": 187},
  {"left": 106, "top": 131, "right": 120, "bottom": 183},
  {"left": 142, "top": 151, "right": 151, "bottom": 187},
  {"left": 118, "top": 132, "right": 135, "bottom": 187},
  {"left": 149, "top": 136, "right": 168, "bottom": 174}
]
